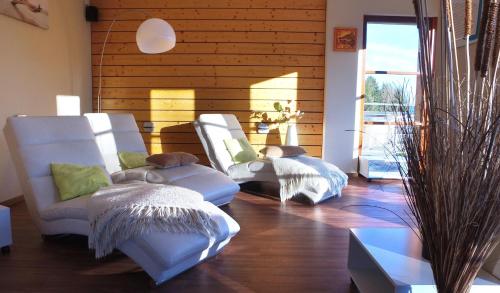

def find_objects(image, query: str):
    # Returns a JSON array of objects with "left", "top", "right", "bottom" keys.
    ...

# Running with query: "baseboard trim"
[{"left": 1, "top": 195, "right": 24, "bottom": 207}]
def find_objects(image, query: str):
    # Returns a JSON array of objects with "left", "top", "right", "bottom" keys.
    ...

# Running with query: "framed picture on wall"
[
  {"left": 334, "top": 27, "right": 357, "bottom": 52},
  {"left": 0, "top": 0, "right": 48, "bottom": 29}
]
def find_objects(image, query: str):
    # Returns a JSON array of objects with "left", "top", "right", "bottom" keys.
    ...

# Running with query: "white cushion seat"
[
  {"left": 170, "top": 172, "right": 237, "bottom": 205},
  {"left": 134, "top": 202, "right": 239, "bottom": 268},
  {"left": 146, "top": 164, "right": 239, "bottom": 205},
  {"left": 146, "top": 164, "right": 214, "bottom": 183},
  {"left": 227, "top": 160, "right": 277, "bottom": 183},
  {"left": 40, "top": 195, "right": 90, "bottom": 221}
]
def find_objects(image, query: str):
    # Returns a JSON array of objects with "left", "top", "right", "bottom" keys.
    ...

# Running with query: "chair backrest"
[
  {"left": 85, "top": 113, "right": 147, "bottom": 174},
  {"left": 3, "top": 116, "right": 108, "bottom": 229},
  {"left": 193, "top": 114, "right": 248, "bottom": 173}
]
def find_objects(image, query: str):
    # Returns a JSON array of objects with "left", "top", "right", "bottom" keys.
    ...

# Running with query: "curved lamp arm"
[{"left": 97, "top": 18, "right": 176, "bottom": 113}]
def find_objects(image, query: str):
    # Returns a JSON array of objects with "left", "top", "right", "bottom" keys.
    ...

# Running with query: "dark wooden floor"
[{"left": 0, "top": 176, "right": 410, "bottom": 293}]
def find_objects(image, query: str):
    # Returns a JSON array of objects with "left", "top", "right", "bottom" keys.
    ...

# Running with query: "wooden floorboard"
[{"left": 0, "top": 176, "right": 410, "bottom": 292}]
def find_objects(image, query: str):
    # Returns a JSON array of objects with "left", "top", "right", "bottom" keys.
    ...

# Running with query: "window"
[
  {"left": 361, "top": 16, "right": 420, "bottom": 158},
  {"left": 56, "top": 95, "right": 81, "bottom": 116}
]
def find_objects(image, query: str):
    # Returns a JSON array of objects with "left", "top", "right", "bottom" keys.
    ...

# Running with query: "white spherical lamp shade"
[{"left": 136, "top": 18, "right": 176, "bottom": 54}]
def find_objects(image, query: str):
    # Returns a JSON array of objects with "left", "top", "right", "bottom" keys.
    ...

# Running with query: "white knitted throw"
[
  {"left": 271, "top": 155, "right": 348, "bottom": 203},
  {"left": 88, "top": 183, "right": 219, "bottom": 258}
]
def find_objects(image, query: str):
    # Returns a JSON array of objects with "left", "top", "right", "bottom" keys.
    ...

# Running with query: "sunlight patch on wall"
[
  {"left": 249, "top": 73, "right": 298, "bottom": 145},
  {"left": 250, "top": 72, "right": 299, "bottom": 90},
  {"left": 150, "top": 89, "right": 196, "bottom": 100},
  {"left": 56, "top": 95, "right": 80, "bottom": 116},
  {"left": 146, "top": 89, "right": 196, "bottom": 154},
  {"left": 148, "top": 89, "right": 195, "bottom": 121}
]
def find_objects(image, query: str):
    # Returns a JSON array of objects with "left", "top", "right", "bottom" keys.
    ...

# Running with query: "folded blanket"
[
  {"left": 88, "top": 183, "right": 219, "bottom": 258},
  {"left": 271, "top": 156, "right": 348, "bottom": 203}
]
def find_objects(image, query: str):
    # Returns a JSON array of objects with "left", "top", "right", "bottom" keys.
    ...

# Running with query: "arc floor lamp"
[{"left": 96, "top": 18, "right": 176, "bottom": 113}]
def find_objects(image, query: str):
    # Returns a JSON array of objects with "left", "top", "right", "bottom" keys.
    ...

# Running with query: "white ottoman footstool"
[{"left": 0, "top": 205, "right": 12, "bottom": 254}]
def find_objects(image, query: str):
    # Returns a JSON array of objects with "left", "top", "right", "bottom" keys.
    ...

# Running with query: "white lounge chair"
[
  {"left": 194, "top": 114, "right": 347, "bottom": 204},
  {"left": 4, "top": 116, "right": 239, "bottom": 285},
  {"left": 194, "top": 114, "right": 277, "bottom": 183},
  {"left": 84, "top": 113, "right": 239, "bottom": 206}
]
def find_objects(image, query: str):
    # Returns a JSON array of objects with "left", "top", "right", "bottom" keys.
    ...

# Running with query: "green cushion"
[
  {"left": 224, "top": 138, "right": 257, "bottom": 164},
  {"left": 51, "top": 163, "right": 110, "bottom": 201},
  {"left": 118, "top": 151, "right": 148, "bottom": 169}
]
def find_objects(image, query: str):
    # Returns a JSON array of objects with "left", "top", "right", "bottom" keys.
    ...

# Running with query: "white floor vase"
[{"left": 285, "top": 123, "right": 298, "bottom": 146}]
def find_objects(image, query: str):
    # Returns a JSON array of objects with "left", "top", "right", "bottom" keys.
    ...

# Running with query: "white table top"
[{"left": 350, "top": 228, "right": 499, "bottom": 290}]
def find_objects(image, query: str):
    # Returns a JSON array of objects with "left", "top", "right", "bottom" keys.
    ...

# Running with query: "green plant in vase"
[
  {"left": 273, "top": 101, "right": 304, "bottom": 146},
  {"left": 273, "top": 101, "right": 304, "bottom": 125},
  {"left": 252, "top": 101, "right": 304, "bottom": 145}
]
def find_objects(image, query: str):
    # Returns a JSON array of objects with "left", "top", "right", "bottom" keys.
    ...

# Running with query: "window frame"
[{"left": 359, "top": 15, "right": 421, "bottom": 159}]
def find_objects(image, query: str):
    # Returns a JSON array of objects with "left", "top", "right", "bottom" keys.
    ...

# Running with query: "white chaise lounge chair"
[
  {"left": 85, "top": 113, "right": 239, "bottom": 206},
  {"left": 194, "top": 114, "right": 347, "bottom": 204},
  {"left": 194, "top": 114, "right": 277, "bottom": 184},
  {"left": 4, "top": 116, "right": 240, "bottom": 285}
]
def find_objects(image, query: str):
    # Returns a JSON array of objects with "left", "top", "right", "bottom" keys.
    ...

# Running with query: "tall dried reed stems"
[{"left": 393, "top": 0, "right": 500, "bottom": 292}]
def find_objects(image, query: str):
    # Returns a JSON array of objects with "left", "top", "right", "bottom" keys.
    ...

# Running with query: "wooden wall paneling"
[
  {"left": 91, "top": 31, "right": 325, "bottom": 44},
  {"left": 96, "top": 99, "right": 324, "bottom": 112},
  {"left": 92, "top": 76, "right": 325, "bottom": 89},
  {"left": 92, "top": 20, "right": 326, "bottom": 33},
  {"left": 91, "top": 43, "right": 326, "bottom": 55},
  {"left": 92, "top": 65, "right": 325, "bottom": 78},
  {"left": 142, "top": 133, "right": 323, "bottom": 146},
  {"left": 93, "top": 88, "right": 325, "bottom": 101},
  {"left": 91, "top": 0, "right": 326, "bottom": 163},
  {"left": 90, "top": 0, "right": 325, "bottom": 9},
  {"left": 137, "top": 122, "right": 323, "bottom": 135},
  {"left": 147, "top": 143, "right": 323, "bottom": 157},
  {"left": 102, "top": 110, "right": 323, "bottom": 124},
  {"left": 90, "top": 54, "right": 324, "bottom": 66},
  {"left": 96, "top": 8, "right": 325, "bottom": 21}
]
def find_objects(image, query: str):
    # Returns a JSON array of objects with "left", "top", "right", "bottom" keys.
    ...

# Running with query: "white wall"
[
  {"left": 323, "top": 0, "right": 439, "bottom": 173},
  {"left": 0, "top": 0, "right": 92, "bottom": 202}
]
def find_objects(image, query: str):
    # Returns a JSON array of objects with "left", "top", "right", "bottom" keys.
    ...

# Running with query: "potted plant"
[
  {"left": 273, "top": 101, "right": 304, "bottom": 146},
  {"left": 392, "top": 1, "right": 500, "bottom": 292},
  {"left": 252, "top": 101, "right": 304, "bottom": 145}
]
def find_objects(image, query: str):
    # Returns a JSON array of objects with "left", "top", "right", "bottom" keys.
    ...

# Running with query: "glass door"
[
  {"left": 359, "top": 16, "right": 420, "bottom": 177},
  {"left": 361, "top": 17, "right": 420, "bottom": 153}
]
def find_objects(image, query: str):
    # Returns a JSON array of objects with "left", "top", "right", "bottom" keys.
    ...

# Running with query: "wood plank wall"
[{"left": 90, "top": 0, "right": 326, "bottom": 165}]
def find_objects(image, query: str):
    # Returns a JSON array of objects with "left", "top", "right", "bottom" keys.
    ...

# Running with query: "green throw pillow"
[
  {"left": 118, "top": 151, "right": 148, "bottom": 169},
  {"left": 51, "top": 163, "right": 110, "bottom": 201},
  {"left": 224, "top": 138, "right": 257, "bottom": 164}
]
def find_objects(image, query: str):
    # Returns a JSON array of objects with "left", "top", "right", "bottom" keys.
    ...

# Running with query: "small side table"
[
  {"left": 0, "top": 205, "right": 12, "bottom": 254},
  {"left": 348, "top": 228, "right": 499, "bottom": 292}
]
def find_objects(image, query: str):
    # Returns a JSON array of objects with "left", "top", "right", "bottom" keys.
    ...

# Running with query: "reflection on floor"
[{"left": 0, "top": 176, "right": 408, "bottom": 292}]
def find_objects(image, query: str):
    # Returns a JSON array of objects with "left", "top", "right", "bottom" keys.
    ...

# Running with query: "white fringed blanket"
[
  {"left": 88, "top": 183, "right": 219, "bottom": 258},
  {"left": 271, "top": 156, "right": 348, "bottom": 203}
]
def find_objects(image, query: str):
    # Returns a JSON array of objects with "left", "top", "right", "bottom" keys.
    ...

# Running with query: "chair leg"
[
  {"left": 41, "top": 234, "right": 62, "bottom": 241},
  {"left": 1, "top": 246, "right": 10, "bottom": 255},
  {"left": 148, "top": 278, "right": 159, "bottom": 288}
]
